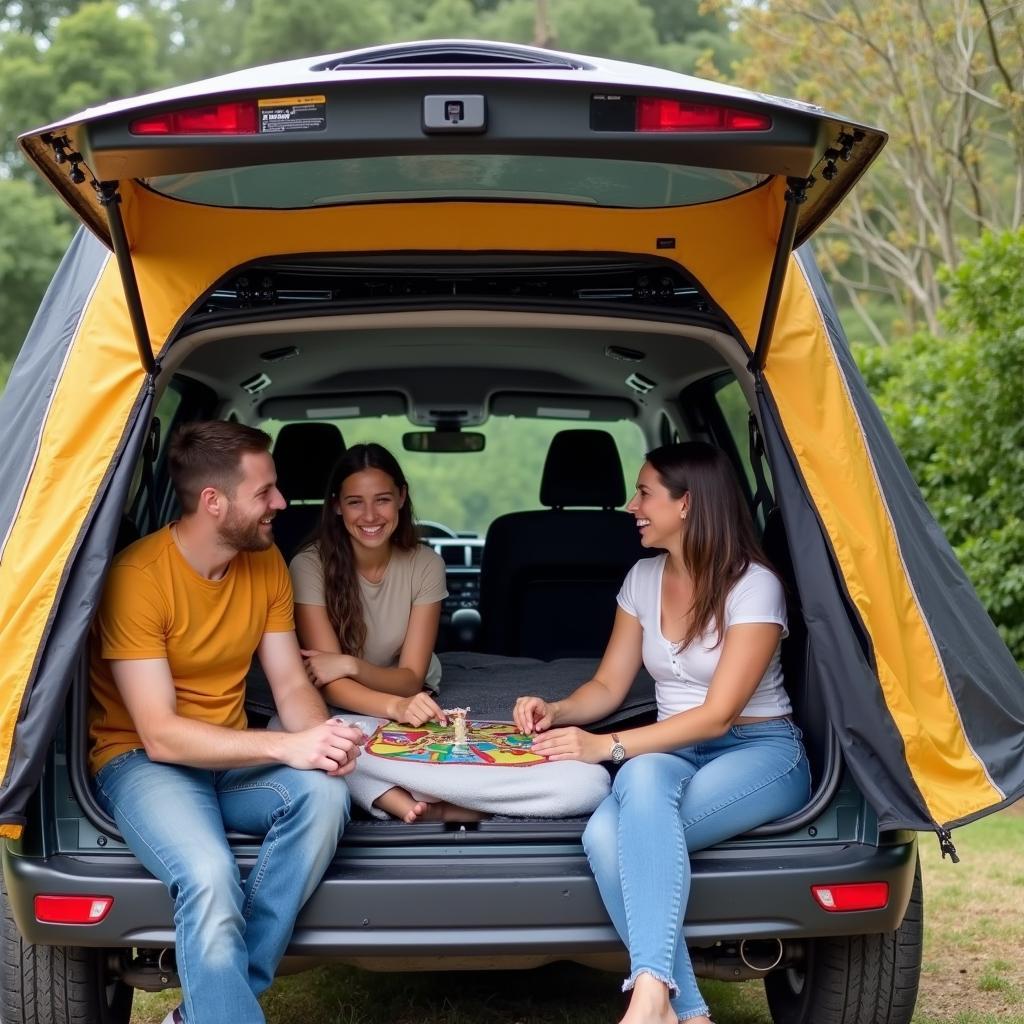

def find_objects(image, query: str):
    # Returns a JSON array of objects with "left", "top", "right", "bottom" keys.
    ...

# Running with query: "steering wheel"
[{"left": 416, "top": 519, "right": 460, "bottom": 539}]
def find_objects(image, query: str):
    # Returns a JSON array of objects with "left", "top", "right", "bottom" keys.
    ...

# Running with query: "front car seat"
[
  {"left": 271, "top": 421, "right": 346, "bottom": 563},
  {"left": 478, "top": 429, "right": 646, "bottom": 659}
]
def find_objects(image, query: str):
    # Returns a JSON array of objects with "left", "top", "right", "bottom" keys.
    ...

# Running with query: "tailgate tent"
[{"left": 1, "top": 186, "right": 1023, "bottom": 846}]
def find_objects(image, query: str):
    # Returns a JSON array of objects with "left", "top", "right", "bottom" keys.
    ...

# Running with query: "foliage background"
[{"left": 0, "top": 0, "right": 1021, "bottom": 661}]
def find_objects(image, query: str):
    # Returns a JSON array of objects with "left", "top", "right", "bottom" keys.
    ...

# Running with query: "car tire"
[
  {"left": 764, "top": 857, "right": 923, "bottom": 1024},
  {"left": 1, "top": 866, "right": 133, "bottom": 1024}
]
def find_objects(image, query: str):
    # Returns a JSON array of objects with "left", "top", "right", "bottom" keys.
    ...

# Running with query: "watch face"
[{"left": 611, "top": 743, "right": 626, "bottom": 764}]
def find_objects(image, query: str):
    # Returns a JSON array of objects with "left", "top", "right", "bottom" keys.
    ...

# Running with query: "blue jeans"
[
  {"left": 582, "top": 718, "right": 810, "bottom": 1021},
  {"left": 95, "top": 750, "right": 351, "bottom": 1024}
]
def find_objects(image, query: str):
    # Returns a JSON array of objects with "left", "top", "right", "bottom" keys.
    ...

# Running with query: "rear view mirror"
[{"left": 403, "top": 431, "right": 485, "bottom": 453}]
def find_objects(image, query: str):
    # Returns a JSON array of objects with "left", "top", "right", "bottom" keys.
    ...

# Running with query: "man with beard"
[{"left": 88, "top": 420, "right": 364, "bottom": 1024}]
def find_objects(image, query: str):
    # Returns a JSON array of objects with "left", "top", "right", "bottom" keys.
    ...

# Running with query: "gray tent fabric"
[
  {"left": 756, "top": 385, "right": 932, "bottom": 831},
  {"left": 795, "top": 250, "right": 1024, "bottom": 810},
  {"left": 0, "top": 231, "right": 110, "bottom": 559},
  {"left": 753, "top": 247, "right": 1024, "bottom": 832},
  {"left": 0, "top": 231, "right": 152, "bottom": 828}
]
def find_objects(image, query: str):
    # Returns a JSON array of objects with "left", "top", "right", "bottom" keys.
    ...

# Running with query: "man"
[{"left": 89, "top": 420, "right": 363, "bottom": 1024}]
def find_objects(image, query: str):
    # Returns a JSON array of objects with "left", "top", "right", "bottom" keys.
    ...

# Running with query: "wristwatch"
[{"left": 609, "top": 734, "right": 627, "bottom": 765}]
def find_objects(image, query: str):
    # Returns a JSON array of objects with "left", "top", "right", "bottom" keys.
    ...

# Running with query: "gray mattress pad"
[{"left": 246, "top": 651, "right": 655, "bottom": 730}]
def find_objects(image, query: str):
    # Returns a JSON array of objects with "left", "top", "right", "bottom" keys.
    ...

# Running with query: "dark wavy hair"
[
  {"left": 646, "top": 441, "right": 774, "bottom": 649},
  {"left": 312, "top": 443, "right": 418, "bottom": 656}
]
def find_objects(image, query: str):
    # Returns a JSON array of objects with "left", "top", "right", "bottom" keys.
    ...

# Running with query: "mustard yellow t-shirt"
[{"left": 88, "top": 525, "right": 294, "bottom": 775}]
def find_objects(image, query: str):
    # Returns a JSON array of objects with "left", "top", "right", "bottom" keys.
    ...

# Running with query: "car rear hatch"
[
  {"left": 5, "top": 40, "right": 918, "bottom": 851},
  {"left": 19, "top": 39, "right": 885, "bottom": 374}
]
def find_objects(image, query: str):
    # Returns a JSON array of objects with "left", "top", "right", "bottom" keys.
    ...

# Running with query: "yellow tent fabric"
[{"left": 0, "top": 177, "right": 1000, "bottom": 835}]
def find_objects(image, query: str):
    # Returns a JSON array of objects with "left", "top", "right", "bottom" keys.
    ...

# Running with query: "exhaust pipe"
[
  {"left": 691, "top": 938, "right": 802, "bottom": 981},
  {"left": 739, "top": 937, "right": 784, "bottom": 972}
]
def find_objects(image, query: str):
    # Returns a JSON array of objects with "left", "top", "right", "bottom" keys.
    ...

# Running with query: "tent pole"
[
  {"left": 749, "top": 177, "right": 811, "bottom": 374},
  {"left": 96, "top": 182, "right": 158, "bottom": 378}
]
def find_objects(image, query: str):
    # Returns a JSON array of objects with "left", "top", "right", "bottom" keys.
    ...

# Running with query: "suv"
[{"left": 6, "top": 38, "right": 1021, "bottom": 1024}]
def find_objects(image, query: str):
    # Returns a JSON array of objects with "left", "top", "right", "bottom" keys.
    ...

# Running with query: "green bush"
[{"left": 854, "top": 228, "right": 1024, "bottom": 664}]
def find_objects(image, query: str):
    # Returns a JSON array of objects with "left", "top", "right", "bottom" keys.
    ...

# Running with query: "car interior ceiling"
[{"left": 78, "top": 313, "right": 836, "bottom": 835}]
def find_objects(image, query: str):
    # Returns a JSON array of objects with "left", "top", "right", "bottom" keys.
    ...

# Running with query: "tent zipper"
[{"left": 936, "top": 827, "right": 959, "bottom": 863}]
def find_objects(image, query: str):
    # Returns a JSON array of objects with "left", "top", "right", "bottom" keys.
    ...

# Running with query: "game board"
[{"left": 366, "top": 718, "right": 547, "bottom": 767}]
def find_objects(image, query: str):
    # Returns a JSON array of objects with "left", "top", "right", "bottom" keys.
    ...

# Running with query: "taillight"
[
  {"left": 811, "top": 882, "right": 889, "bottom": 912},
  {"left": 636, "top": 98, "right": 771, "bottom": 133},
  {"left": 34, "top": 894, "right": 113, "bottom": 924},
  {"left": 130, "top": 102, "right": 258, "bottom": 135}
]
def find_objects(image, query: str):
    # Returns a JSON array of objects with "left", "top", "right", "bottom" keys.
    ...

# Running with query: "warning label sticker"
[{"left": 258, "top": 95, "right": 327, "bottom": 134}]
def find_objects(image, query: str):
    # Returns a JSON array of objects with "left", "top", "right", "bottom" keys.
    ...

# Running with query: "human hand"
[
  {"left": 388, "top": 692, "right": 448, "bottom": 727},
  {"left": 513, "top": 695, "right": 558, "bottom": 734},
  {"left": 300, "top": 650, "right": 357, "bottom": 687},
  {"left": 528, "top": 726, "right": 604, "bottom": 764},
  {"left": 278, "top": 718, "right": 365, "bottom": 776}
]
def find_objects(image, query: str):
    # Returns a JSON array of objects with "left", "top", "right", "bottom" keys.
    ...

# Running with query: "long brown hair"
[
  {"left": 647, "top": 442, "right": 774, "bottom": 649},
  {"left": 312, "top": 443, "right": 418, "bottom": 656}
]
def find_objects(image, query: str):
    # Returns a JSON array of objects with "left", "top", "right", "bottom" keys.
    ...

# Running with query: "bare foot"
[
  {"left": 618, "top": 1006, "right": 679, "bottom": 1024},
  {"left": 404, "top": 800, "right": 488, "bottom": 823},
  {"left": 619, "top": 972, "right": 691, "bottom": 1024}
]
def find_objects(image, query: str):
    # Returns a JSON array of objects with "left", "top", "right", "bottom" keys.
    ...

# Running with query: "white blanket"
[{"left": 343, "top": 716, "right": 611, "bottom": 820}]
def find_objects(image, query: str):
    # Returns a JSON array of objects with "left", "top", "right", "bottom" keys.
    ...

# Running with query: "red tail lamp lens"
[
  {"left": 811, "top": 882, "right": 889, "bottom": 912},
  {"left": 131, "top": 102, "right": 259, "bottom": 136},
  {"left": 34, "top": 894, "right": 113, "bottom": 924},
  {"left": 636, "top": 98, "right": 771, "bottom": 132}
]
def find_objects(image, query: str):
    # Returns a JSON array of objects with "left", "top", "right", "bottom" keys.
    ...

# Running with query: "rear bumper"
[{"left": 4, "top": 834, "right": 918, "bottom": 958}]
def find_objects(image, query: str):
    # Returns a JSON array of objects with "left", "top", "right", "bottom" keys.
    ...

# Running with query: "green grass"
[{"left": 132, "top": 811, "right": 1024, "bottom": 1024}]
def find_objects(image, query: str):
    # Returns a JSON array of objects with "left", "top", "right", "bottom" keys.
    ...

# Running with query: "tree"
[
  {"left": 240, "top": 0, "right": 394, "bottom": 67},
  {"left": 0, "top": 179, "right": 73, "bottom": 361},
  {"left": 0, "top": 0, "right": 86, "bottom": 38},
  {"left": 0, "top": 3, "right": 166, "bottom": 174},
  {"left": 403, "top": 0, "right": 480, "bottom": 42},
  {"left": 716, "top": 0, "right": 1024, "bottom": 342},
  {"left": 855, "top": 227, "right": 1024, "bottom": 663}
]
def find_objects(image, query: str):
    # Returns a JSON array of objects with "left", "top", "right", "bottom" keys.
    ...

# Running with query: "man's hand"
[
  {"left": 513, "top": 695, "right": 558, "bottom": 735},
  {"left": 528, "top": 726, "right": 604, "bottom": 764},
  {"left": 301, "top": 649, "right": 358, "bottom": 687},
  {"left": 387, "top": 692, "right": 448, "bottom": 727},
  {"left": 276, "top": 719, "right": 365, "bottom": 776}
]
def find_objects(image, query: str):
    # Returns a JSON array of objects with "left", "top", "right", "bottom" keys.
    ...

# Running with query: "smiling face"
[
  {"left": 217, "top": 450, "right": 286, "bottom": 552},
  {"left": 625, "top": 460, "right": 688, "bottom": 549},
  {"left": 337, "top": 468, "right": 405, "bottom": 555}
]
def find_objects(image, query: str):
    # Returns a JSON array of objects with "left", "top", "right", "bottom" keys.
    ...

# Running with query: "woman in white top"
[
  {"left": 292, "top": 443, "right": 464, "bottom": 822},
  {"left": 514, "top": 442, "right": 810, "bottom": 1024}
]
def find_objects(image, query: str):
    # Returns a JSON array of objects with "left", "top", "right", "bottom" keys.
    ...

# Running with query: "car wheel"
[
  {"left": 764, "top": 857, "right": 923, "bottom": 1024},
  {"left": 1, "top": 866, "right": 133, "bottom": 1024}
]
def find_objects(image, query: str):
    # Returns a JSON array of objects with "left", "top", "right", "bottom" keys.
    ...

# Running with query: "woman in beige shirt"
[{"left": 290, "top": 442, "right": 470, "bottom": 821}]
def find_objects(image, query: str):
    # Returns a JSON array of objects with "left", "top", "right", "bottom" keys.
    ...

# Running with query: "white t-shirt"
[{"left": 616, "top": 555, "right": 791, "bottom": 719}]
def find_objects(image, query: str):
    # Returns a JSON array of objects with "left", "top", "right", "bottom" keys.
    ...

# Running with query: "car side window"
[{"left": 712, "top": 378, "right": 772, "bottom": 506}]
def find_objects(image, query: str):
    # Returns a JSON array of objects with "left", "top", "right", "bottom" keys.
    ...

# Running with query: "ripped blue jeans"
[{"left": 582, "top": 718, "right": 810, "bottom": 1021}]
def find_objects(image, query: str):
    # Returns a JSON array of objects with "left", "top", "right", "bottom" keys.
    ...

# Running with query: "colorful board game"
[{"left": 366, "top": 718, "right": 546, "bottom": 767}]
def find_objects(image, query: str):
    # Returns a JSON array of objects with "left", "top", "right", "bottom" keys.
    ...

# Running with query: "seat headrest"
[
  {"left": 272, "top": 422, "right": 346, "bottom": 502},
  {"left": 539, "top": 429, "right": 627, "bottom": 509}
]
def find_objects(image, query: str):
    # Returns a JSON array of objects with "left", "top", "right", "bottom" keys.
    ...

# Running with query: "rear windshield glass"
[
  {"left": 143, "top": 155, "right": 769, "bottom": 210},
  {"left": 262, "top": 414, "right": 647, "bottom": 538}
]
